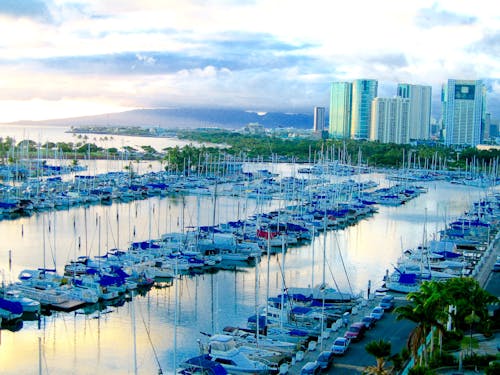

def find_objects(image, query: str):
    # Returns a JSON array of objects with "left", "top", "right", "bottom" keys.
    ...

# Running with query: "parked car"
[
  {"left": 361, "top": 315, "right": 376, "bottom": 329},
  {"left": 316, "top": 350, "right": 335, "bottom": 371},
  {"left": 344, "top": 322, "right": 366, "bottom": 342},
  {"left": 331, "top": 336, "right": 350, "bottom": 355},
  {"left": 379, "top": 295, "right": 395, "bottom": 310},
  {"left": 300, "top": 361, "right": 322, "bottom": 375},
  {"left": 370, "top": 306, "right": 385, "bottom": 320},
  {"left": 493, "top": 256, "right": 500, "bottom": 272}
]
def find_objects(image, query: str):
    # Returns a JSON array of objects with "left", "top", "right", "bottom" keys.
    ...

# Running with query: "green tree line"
[{"left": 2, "top": 131, "right": 500, "bottom": 175}]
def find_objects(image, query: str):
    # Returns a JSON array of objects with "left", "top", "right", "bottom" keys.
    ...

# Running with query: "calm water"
[
  {"left": 0, "top": 123, "right": 196, "bottom": 155},
  {"left": 0, "top": 126, "right": 496, "bottom": 374}
]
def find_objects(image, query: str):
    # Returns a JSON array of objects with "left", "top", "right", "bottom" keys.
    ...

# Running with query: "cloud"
[
  {"left": 415, "top": 4, "right": 477, "bottom": 28},
  {"left": 209, "top": 31, "right": 314, "bottom": 53},
  {"left": 469, "top": 31, "right": 500, "bottom": 57},
  {"left": 3, "top": 29, "right": 319, "bottom": 76},
  {"left": 0, "top": 0, "right": 53, "bottom": 22},
  {"left": 0, "top": 0, "right": 499, "bottom": 122}
]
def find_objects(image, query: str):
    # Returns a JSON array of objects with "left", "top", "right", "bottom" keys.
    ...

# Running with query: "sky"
[{"left": 0, "top": 0, "right": 499, "bottom": 123}]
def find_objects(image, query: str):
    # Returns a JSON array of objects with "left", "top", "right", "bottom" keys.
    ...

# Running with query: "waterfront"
[
  {"left": 0, "top": 167, "right": 495, "bottom": 374},
  {"left": 0, "top": 123, "right": 498, "bottom": 374},
  {"left": 0, "top": 124, "right": 195, "bottom": 153}
]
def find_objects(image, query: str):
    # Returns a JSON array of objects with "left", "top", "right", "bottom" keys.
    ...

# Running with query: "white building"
[
  {"left": 370, "top": 97, "right": 410, "bottom": 144},
  {"left": 397, "top": 83, "right": 432, "bottom": 140}
]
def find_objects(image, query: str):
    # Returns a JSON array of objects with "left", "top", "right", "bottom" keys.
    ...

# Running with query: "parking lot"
[{"left": 287, "top": 295, "right": 416, "bottom": 374}]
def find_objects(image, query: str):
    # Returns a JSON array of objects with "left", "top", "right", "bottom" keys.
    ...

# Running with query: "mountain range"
[{"left": 7, "top": 108, "right": 315, "bottom": 130}]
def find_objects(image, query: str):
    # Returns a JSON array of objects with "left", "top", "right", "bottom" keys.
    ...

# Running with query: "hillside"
[{"left": 7, "top": 108, "right": 315, "bottom": 130}]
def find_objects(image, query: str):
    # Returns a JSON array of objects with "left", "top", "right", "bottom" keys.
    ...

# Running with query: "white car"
[
  {"left": 330, "top": 336, "right": 350, "bottom": 355},
  {"left": 370, "top": 306, "right": 385, "bottom": 320},
  {"left": 493, "top": 256, "right": 500, "bottom": 272}
]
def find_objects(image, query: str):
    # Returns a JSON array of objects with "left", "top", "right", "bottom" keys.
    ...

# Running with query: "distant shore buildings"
[
  {"left": 324, "top": 78, "right": 494, "bottom": 146},
  {"left": 313, "top": 106, "right": 325, "bottom": 132}
]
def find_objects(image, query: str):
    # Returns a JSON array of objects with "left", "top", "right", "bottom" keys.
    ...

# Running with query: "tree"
[
  {"left": 395, "top": 281, "right": 447, "bottom": 366},
  {"left": 463, "top": 311, "right": 480, "bottom": 356},
  {"left": 441, "top": 277, "right": 497, "bottom": 334},
  {"left": 364, "top": 339, "right": 393, "bottom": 374}
]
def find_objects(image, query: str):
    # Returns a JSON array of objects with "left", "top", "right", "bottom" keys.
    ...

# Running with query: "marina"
[{"left": 0, "top": 144, "right": 499, "bottom": 373}]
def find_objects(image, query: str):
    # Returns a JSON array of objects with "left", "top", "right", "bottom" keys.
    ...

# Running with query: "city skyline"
[{"left": 0, "top": 1, "right": 499, "bottom": 123}]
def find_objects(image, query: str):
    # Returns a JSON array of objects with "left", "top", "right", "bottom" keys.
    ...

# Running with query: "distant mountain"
[{"left": 9, "top": 108, "right": 316, "bottom": 130}]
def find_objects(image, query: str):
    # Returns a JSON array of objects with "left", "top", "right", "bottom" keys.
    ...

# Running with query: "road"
[{"left": 325, "top": 299, "right": 415, "bottom": 374}]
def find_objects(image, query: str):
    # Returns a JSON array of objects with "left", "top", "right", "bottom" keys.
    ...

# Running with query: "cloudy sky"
[{"left": 0, "top": 0, "right": 499, "bottom": 123}]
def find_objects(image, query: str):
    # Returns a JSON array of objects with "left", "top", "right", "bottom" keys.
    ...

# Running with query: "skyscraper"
[
  {"left": 397, "top": 83, "right": 432, "bottom": 140},
  {"left": 442, "top": 79, "right": 485, "bottom": 146},
  {"left": 351, "top": 79, "right": 378, "bottom": 139},
  {"left": 328, "top": 82, "right": 352, "bottom": 138},
  {"left": 370, "top": 97, "right": 410, "bottom": 144},
  {"left": 313, "top": 106, "right": 326, "bottom": 133}
]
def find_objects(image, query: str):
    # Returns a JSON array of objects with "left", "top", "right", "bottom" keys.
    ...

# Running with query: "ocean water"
[
  {"left": 0, "top": 125, "right": 495, "bottom": 374},
  {"left": 0, "top": 123, "right": 196, "bottom": 155}
]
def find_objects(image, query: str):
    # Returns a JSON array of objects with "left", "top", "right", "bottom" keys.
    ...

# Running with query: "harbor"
[{"left": 1, "top": 154, "right": 499, "bottom": 374}]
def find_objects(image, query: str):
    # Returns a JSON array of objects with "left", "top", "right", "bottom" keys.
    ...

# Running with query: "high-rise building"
[
  {"left": 328, "top": 82, "right": 352, "bottom": 138},
  {"left": 397, "top": 84, "right": 432, "bottom": 140},
  {"left": 370, "top": 97, "right": 410, "bottom": 144},
  {"left": 483, "top": 112, "right": 491, "bottom": 141},
  {"left": 351, "top": 79, "right": 378, "bottom": 139},
  {"left": 313, "top": 106, "right": 326, "bottom": 133},
  {"left": 442, "top": 79, "right": 485, "bottom": 146},
  {"left": 490, "top": 118, "right": 499, "bottom": 139}
]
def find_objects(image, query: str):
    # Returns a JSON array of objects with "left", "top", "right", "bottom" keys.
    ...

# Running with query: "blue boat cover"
[
  {"left": 198, "top": 226, "right": 222, "bottom": 233},
  {"left": 434, "top": 251, "right": 461, "bottom": 259},
  {"left": 247, "top": 314, "right": 267, "bottom": 327},
  {"left": 130, "top": 241, "right": 161, "bottom": 250},
  {"left": 399, "top": 273, "right": 417, "bottom": 284},
  {"left": 99, "top": 274, "right": 124, "bottom": 287},
  {"left": 288, "top": 328, "right": 309, "bottom": 337},
  {"left": 181, "top": 354, "right": 228, "bottom": 375},
  {"left": 291, "top": 306, "right": 312, "bottom": 315},
  {"left": 110, "top": 265, "right": 130, "bottom": 279},
  {"left": 285, "top": 223, "right": 308, "bottom": 232},
  {"left": 0, "top": 298, "right": 23, "bottom": 314}
]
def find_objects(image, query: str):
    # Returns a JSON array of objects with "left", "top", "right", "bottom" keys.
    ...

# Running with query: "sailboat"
[
  {"left": 181, "top": 334, "right": 278, "bottom": 375},
  {"left": 385, "top": 211, "right": 459, "bottom": 294}
]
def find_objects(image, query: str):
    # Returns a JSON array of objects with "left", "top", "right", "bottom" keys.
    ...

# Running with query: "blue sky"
[{"left": 0, "top": 0, "right": 498, "bottom": 122}]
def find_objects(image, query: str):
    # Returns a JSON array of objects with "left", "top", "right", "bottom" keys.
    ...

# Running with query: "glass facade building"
[
  {"left": 313, "top": 106, "right": 326, "bottom": 133},
  {"left": 328, "top": 82, "right": 352, "bottom": 138},
  {"left": 351, "top": 79, "right": 378, "bottom": 139},
  {"left": 442, "top": 79, "right": 485, "bottom": 146}
]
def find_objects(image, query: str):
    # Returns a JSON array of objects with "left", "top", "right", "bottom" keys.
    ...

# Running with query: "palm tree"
[
  {"left": 395, "top": 281, "right": 447, "bottom": 366},
  {"left": 364, "top": 339, "right": 393, "bottom": 374}
]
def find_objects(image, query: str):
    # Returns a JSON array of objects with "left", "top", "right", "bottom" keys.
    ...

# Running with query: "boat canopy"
[
  {"left": 0, "top": 298, "right": 23, "bottom": 314},
  {"left": 398, "top": 273, "right": 417, "bottom": 285},
  {"left": 180, "top": 354, "right": 228, "bottom": 375}
]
